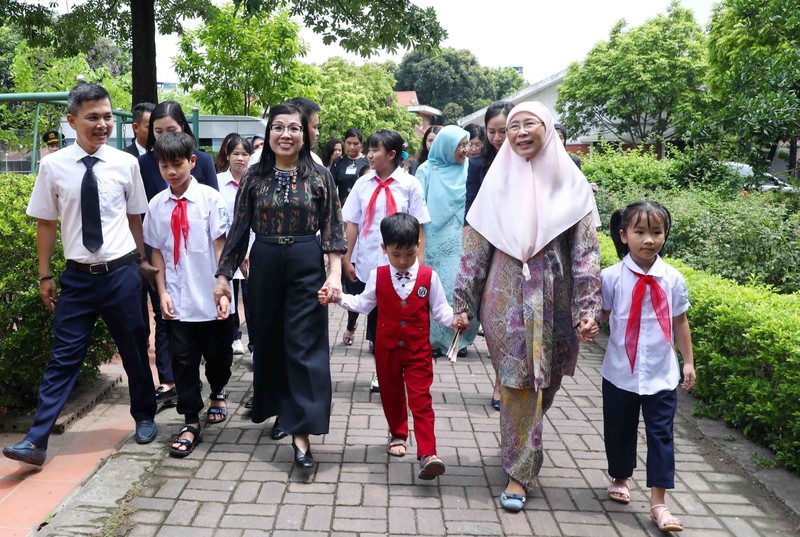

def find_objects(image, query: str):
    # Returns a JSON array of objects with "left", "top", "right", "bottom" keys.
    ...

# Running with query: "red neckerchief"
[
  {"left": 362, "top": 177, "right": 397, "bottom": 239},
  {"left": 170, "top": 197, "right": 189, "bottom": 268},
  {"left": 624, "top": 267, "right": 672, "bottom": 373}
]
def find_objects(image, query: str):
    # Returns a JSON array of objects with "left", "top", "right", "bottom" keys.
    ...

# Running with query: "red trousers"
[{"left": 375, "top": 346, "right": 437, "bottom": 458}]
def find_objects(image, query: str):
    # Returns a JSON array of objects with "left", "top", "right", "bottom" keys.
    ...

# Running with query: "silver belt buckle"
[
  {"left": 89, "top": 262, "right": 109, "bottom": 274},
  {"left": 278, "top": 236, "right": 294, "bottom": 245}
]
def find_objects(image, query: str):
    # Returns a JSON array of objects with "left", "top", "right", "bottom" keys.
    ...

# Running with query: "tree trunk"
[
  {"left": 131, "top": 0, "right": 158, "bottom": 106},
  {"left": 789, "top": 138, "right": 798, "bottom": 180}
]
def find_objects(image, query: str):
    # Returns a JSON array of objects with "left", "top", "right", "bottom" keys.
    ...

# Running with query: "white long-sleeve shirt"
[{"left": 338, "top": 261, "right": 454, "bottom": 326}]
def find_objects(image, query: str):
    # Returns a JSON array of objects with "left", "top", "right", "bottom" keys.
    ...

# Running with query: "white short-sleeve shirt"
[
  {"left": 27, "top": 143, "right": 149, "bottom": 263},
  {"left": 341, "top": 167, "right": 431, "bottom": 282},
  {"left": 143, "top": 178, "right": 232, "bottom": 321},
  {"left": 601, "top": 254, "right": 690, "bottom": 395}
]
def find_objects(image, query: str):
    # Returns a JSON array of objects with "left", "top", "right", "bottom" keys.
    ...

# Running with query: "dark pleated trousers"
[{"left": 247, "top": 238, "right": 332, "bottom": 435}]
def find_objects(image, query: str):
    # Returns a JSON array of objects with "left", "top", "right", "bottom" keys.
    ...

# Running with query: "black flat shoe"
[
  {"left": 292, "top": 438, "right": 315, "bottom": 469},
  {"left": 271, "top": 417, "right": 288, "bottom": 440},
  {"left": 155, "top": 386, "right": 178, "bottom": 407},
  {"left": 244, "top": 396, "right": 254, "bottom": 409}
]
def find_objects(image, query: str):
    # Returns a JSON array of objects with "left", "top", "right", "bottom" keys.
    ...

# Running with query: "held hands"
[
  {"left": 320, "top": 274, "right": 343, "bottom": 304},
  {"left": 213, "top": 276, "right": 232, "bottom": 320},
  {"left": 451, "top": 312, "right": 469, "bottom": 333},
  {"left": 577, "top": 317, "right": 599, "bottom": 344},
  {"left": 681, "top": 363, "right": 696, "bottom": 392},
  {"left": 318, "top": 286, "right": 341, "bottom": 305},
  {"left": 216, "top": 295, "right": 230, "bottom": 320}
]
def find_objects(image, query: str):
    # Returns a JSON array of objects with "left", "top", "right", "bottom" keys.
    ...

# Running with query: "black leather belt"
[
  {"left": 256, "top": 234, "right": 316, "bottom": 245},
  {"left": 66, "top": 250, "right": 140, "bottom": 275}
]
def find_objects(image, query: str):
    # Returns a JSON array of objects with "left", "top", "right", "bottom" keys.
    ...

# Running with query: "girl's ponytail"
[{"left": 609, "top": 209, "right": 628, "bottom": 259}]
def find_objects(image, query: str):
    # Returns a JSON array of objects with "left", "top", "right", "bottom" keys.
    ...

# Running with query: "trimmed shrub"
[
  {"left": 599, "top": 233, "right": 800, "bottom": 473},
  {"left": 595, "top": 186, "right": 800, "bottom": 294},
  {"left": 0, "top": 173, "right": 116, "bottom": 412},
  {"left": 583, "top": 145, "right": 675, "bottom": 192}
]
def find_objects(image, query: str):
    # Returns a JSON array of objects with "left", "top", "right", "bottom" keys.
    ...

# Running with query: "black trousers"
[
  {"left": 141, "top": 277, "right": 173, "bottom": 384},
  {"left": 342, "top": 275, "right": 366, "bottom": 331},
  {"left": 248, "top": 237, "right": 332, "bottom": 434},
  {"left": 167, "top": 318, "right": 234, "bottom": 424},
  {"left": 603, "top": 378, "right": 677, "bottom": 489}
]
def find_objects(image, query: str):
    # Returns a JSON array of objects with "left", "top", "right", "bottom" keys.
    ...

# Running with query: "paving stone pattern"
[{"left": 49, "top": 308, "right": 800, "bottom": 536}]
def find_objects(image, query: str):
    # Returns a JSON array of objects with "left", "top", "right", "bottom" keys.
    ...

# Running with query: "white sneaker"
[
  {"left": 370, "top": 375, "right": 380, "bottom": 393},
  {"left": 232, "top": 339, "right": 244, "bottom": 355}
]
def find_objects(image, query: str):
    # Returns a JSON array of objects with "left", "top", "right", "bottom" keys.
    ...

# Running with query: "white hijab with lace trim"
[{"left": 466, "top": 101, "right": 598, "bottom": 280}]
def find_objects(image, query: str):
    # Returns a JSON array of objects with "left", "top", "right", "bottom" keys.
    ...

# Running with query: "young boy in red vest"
[{"left": 319, "top": 213, "right": 463, "bottom": 480}]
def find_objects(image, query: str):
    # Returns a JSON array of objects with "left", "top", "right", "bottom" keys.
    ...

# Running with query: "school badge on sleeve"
[{"left": 417, "top": 286, "right": 428, "bottom": 298}]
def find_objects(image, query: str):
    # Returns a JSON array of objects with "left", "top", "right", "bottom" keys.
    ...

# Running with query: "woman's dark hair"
[
  {"left": 253, "top": 103, "right": 316, "bottom": 179},
  {"left": 417, "top": 125, "right": 442, "bottom": 166},
  {"left": 224, "top": 134, "right": 252, "bottom": 156},
  {"left": 464, "top": 123, "right": 486, "bottom": 157},
  {"left": 146, "top": 101, "right": 195, "bottom": 152},
  {"left": 609, "top": 200, "right": 672, "bottom": 259},
  {"left": 380, "top": 212, "right": 420, "bottom": 249},
  {"left": 215, "top": 132, "right": 239, "bottom": 172},
  {"left": 367, "top": 130, "right": 406, "bottom": 168},
  {"left": 153, "top": 131, "right": 195, "bottom": 163},
  {"left": 482, "top": 100, "right": 515, "bottom": 174},
  {"left": 321, "top": 138, "right": 343, "bottom": 167}
]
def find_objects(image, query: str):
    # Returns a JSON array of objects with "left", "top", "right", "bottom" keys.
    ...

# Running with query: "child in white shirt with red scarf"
[{"left": 599, "top": 200, "right": 695, "bottom": 533}]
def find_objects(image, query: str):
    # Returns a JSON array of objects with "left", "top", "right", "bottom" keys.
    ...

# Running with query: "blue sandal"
[
  {"left": 500, "top": 487, "right": 526, "bottom": 512},
  {"left": 206, "top": 391, "right": 227, "bottom": 424}
]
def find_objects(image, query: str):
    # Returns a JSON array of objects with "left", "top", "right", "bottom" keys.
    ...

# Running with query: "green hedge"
[
  {"left": 599, "top": 233, "right": 800, "bottom": 473},
  {"left": 0, "top": 173, "right": 116, "bottom": 412},
  {"left": 588, "top": 152, "right": 800, "bottom": 294}
]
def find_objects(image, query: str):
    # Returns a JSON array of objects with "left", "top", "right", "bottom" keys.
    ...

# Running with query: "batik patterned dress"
[{"left": 454, "top": 212, "right": 601, "bottom": 487}]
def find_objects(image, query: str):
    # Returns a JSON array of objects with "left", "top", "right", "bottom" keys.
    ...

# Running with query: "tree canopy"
[
  {"left": 705, "top": 0, "right": 800, "bottom": 172},
  {"left": 174, "top": 6, "right": 315, "bottom": 116},
  {"left": 0, "top": 30, "right": 131, "bottom": 149},
  {"left": 2, "top": 0, "right": 447, "bottom": 106},
  {"left": 556, "top": 1, "right": 708, "bottom": 144},
  {"left": 315, "top": 58, "right": 420, "bottom": 154},
  {"left": 395, "top": 48, "right": 526, "bottom": 119}
]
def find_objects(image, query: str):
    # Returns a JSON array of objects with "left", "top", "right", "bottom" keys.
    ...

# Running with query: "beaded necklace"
[{"left": 273, "top": 167, "right": 298, "bottom": 205}]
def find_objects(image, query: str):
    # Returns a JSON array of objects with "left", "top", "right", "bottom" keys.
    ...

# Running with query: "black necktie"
[{"left": 80, "top": 156, "right": 103, "bottom": 252}]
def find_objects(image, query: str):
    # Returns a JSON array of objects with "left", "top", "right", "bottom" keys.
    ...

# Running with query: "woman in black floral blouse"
[{"left": 214, "top": 103, "right": 347, "bottom": 471}]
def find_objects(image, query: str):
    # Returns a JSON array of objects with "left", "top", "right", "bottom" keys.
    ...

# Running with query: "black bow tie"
[{"left": 395, "top": 271, "right": 410, "bottom": 280}]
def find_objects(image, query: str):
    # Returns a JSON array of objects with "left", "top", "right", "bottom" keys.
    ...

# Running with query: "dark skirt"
[{"left": 248, "top": 237, "right": 332, "bottom": 435}]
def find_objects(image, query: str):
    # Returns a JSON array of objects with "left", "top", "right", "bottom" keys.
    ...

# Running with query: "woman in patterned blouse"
[
  {"left": 214, "top": 103, "right": 347, "bottom": 471},
  {"left": 452, "top": 102, "right": 602, "bottom": 512}
]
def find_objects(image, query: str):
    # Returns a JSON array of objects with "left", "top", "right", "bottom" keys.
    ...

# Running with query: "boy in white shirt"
[{"left": 143, "top": 132, "right": 234, "bottom": 458}]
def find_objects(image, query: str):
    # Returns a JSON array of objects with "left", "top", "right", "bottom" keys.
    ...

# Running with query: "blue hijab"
[{"left": 417, "top": 125, "right": 469, "bottom": 230}]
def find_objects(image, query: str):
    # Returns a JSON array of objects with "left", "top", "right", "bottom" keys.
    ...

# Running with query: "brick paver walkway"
[{"left": 40, "top": 308, "right": 798, "bottom": 536}]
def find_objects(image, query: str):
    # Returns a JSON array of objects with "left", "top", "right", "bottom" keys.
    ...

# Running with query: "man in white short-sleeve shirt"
[{"left": 3, "top": 84, "right": 159, "bottom": 468}]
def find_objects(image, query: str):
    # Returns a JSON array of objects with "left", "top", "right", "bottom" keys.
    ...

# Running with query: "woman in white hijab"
[{"left": 452, "top": 102, "right": 601, "bottom": 512}]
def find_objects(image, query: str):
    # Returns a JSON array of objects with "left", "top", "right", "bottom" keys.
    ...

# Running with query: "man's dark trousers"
[{"left": 25, "top": 263, "right": 157, "bottom": 448}]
